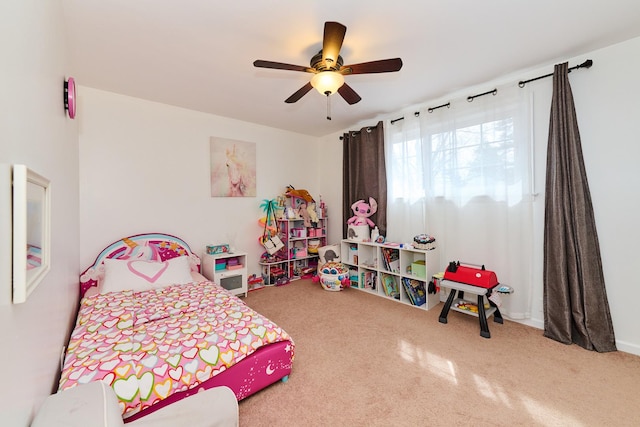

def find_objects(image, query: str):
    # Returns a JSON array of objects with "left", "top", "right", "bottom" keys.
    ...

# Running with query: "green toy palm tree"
[{"left": 259, "top": 198, "right": 277, "bottom": 236}]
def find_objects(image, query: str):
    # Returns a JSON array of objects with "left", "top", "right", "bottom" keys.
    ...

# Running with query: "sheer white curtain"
[{"left": 386, "top": 84, "right": 534, "bottom": 319}]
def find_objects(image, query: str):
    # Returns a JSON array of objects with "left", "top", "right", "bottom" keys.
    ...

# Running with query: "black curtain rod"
[
  {"left": 467, "top": 88, "right": 497, "bottom": 102},
  {"left": 518, "top": 59, "right": 593, "bottom": 87},
  {"left": 344, "top": 59, "right": 594, "bottom": 138},
  {"left": 390, "top": 111, "right": 421, "bottom": 124},
  {"left": 339, "top": 126, "right": 374, "bottom": 140},
  {"left": 428, "top": 102, "right": 450, "bottom": 113}
]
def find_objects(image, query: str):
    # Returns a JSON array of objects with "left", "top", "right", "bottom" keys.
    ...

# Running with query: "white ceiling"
[{"left": 61, "top": 0, "right": 640, "bottom": 137}]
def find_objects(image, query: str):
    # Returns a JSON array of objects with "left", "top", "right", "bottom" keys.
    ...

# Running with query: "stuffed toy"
[
  {"left": 297, "top": 201, "right": 311, "bottom": 227},
  {"left": 307, "top": 201, "right": 319, "bottom": 227},
  {"left": 347, "top": 197, "right": 378, "bottom": 228},
  {"left": 285, "top": 185, "right": 313, "bottom": 202}
]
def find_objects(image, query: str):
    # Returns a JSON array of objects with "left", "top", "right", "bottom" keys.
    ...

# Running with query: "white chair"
[{"left": 31, "top": 382, "right": 238, "bottom": 427}]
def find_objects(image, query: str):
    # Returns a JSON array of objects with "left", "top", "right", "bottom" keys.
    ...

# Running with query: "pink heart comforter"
[{"left": 59, "top": 281, "right": 294, "bottom": 417}]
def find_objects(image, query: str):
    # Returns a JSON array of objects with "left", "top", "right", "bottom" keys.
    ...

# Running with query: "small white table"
[
  {"left": 438, "top": 279, "right": 503, "bottom": 338},
  {"left": 202, "top": 252, "right": 248, "bottom": 297}
]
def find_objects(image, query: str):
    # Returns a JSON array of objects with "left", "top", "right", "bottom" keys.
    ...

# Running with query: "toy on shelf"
[
  {"left": 413, "top": 234, "right": 436, "bottom": 250},
  {"left": 347, "top": 197, "right": 377, "bottom": 227},
  {"left": 307, "top": 201, "right": 319, "bottom": 226},
  {"left": 285, "top": 185, "right": 313, "bottom": 202},
  {"left": 346, "top": 197, "right": 377, "bottom": 242},
  {"left": 248, "top": 274, "right": 265, "bottom": 291},
  {"left": 297, "top": 201, "right": 312, "bottom": 227}
]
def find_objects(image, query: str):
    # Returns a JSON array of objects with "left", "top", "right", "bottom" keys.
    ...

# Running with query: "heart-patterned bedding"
[{"left": 59, "top": 280, "right": 294, "bottom": 418}]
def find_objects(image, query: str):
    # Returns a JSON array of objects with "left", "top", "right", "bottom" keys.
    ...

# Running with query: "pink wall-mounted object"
[{"left": 64, "top": 77, "right": 76, "bottom": 119}]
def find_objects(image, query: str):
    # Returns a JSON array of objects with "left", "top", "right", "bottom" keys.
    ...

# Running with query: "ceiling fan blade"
[
  {"left": 341, "top": 58, "right": 403, "bottom": 75},
  {"left": 253, "top": 60, "right": 313, "bottom": 73},
  {"left": 322, "top": 21, "right": 347, "bottom": 65},
  {"left": 285, "top": 82, "right": 314, "bottom": 103},
  {"left": 337, "top": 83, "right": 362, "bottom": 105}
]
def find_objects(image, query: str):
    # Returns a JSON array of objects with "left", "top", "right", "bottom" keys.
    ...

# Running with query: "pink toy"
[
  {"left": 297, "top": 201, "right": 312, "bottom": 227},
  {"left": 347, "top": 197, "right": 378, "bottom": 228}
]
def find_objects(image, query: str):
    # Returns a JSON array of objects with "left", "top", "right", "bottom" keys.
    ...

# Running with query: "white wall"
[
  {"left": 0, "top": 0, "right": 80, "bottom": 425},
  {"left": 77, "top": 88, "right": 321, "bottom": 276}
]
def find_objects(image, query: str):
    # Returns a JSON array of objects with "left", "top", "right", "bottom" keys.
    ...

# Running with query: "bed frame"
[{"left": 77, "top": 233, "right": 293, "bottom": 422}]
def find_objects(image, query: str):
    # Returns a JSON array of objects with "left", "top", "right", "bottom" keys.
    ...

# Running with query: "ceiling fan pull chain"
[{"left": 326, "top": 93, "right": 332, "bottom": 120}]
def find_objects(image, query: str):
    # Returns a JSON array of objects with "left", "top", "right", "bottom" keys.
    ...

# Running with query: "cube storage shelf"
[
  {"left": 259, "top": 198, "right": 328, "bottom": 284},
  {"left": 341, "top": 239, "right": 440, "bottom": 310}
]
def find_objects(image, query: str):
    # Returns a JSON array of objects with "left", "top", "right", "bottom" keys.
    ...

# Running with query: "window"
[
  {"left": 429, "top": 116, "right": 516, "bottom": 202},
  {"left": 388, "top": 91, "right": 528, "bottom": 206},
  {"left": 385, "top": 86, "right": 533, "bottom": 321}
]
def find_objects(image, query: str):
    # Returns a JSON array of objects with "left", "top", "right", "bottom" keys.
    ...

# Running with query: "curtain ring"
[{"left": 366, "top": 127, "right": 371, "bottom": 133}]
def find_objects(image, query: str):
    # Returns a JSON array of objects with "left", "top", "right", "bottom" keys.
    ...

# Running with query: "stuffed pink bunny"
[{"left": 347, "top": 197, "right": 377, "bottom": 227}]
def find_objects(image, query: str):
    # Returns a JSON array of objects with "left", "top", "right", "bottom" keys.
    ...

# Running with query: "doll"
[
  {"left": 307, "top": 201, "right": 319, "bottom": 227},
  {"left": 297, "top": 201, "right": 311, "bottom": 227},
  {"left": 347, "top": 197, "right": 377, "bottom": 228}
]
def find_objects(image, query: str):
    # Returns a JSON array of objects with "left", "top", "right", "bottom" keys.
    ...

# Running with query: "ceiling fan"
[{"left": 253, "top": 21, "right": 403, "bottom": 109}]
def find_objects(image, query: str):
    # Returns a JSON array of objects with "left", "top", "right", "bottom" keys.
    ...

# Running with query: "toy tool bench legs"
[
  {"left": 437, "top": 261, "right": 504, "bottom": 338},
  {"left": 438, "top": 281, "right": 503, "bottom": 338}
]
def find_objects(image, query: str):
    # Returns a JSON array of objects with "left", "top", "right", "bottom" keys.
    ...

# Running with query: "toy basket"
[
  {"left": 317, "top": 262, "right": 349, "bottom": 291},
  {"left": 308, "top": 239, "right": 320, "bottom": 254},
  {"left": 413, "top": 234, "right": 436, "bottom": 250}
]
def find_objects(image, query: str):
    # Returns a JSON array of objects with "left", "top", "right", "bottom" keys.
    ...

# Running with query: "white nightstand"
[{"left": 202, "top": 252, "right": 248, "bottom": 297}]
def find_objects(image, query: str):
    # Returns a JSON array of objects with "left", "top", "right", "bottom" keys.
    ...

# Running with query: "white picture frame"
[
  {"left": 0, "top": 164, "right": 11, "bottom": 305},
  {"left": 12, "top": 165, "right": 51, "bottom": 304}
]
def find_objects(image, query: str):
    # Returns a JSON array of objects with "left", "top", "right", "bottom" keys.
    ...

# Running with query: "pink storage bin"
[{"left": 291, "top": 228, "right": 306, "bottom": 238}]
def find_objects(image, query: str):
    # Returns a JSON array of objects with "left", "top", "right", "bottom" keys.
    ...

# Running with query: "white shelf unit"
[
  {"left": 202, "top": 252, "right": 248, "bottom": 297},
  {"left": 259, "top": 198, "right": 327, "bottom": 284},
  {"left": 340, "top": 239, "right": 441, "bottom": 310}
]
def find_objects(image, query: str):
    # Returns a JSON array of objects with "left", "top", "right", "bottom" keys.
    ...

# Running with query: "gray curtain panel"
[
  {"left": 543, "top": 62, "right": 616, "bottom": 352},
  {"left": 342, "top": 121, "right": 387, "bottom": 238}
]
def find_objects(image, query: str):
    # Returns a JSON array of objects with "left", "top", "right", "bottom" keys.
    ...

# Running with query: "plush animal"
[
  {"left": 347, "top": 197, "right": 378, "bottom": 228},
  {"left": 285, "top": 185, "right": 314, "bottom": 202},
  {"left": 297, "top": 201, "right": 311, "bottom": 227},
  {"left": 307, "top": 201, "right": 319, "bottom": 227}
]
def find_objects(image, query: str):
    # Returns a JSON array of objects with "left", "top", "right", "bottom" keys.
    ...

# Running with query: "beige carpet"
[{"left": 238, "top": 280, "right": 640, "bottom": 427}]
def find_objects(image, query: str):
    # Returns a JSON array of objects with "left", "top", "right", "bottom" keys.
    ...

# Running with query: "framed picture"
[
  {"left": 0, "top": 164, "right": 11, "bottom": 305},
  {"left": 12, "top": 165, "right": 51, "bottom": 304},
  {"left": 210, "top": 137, "right": 256, "bottom": 197}
]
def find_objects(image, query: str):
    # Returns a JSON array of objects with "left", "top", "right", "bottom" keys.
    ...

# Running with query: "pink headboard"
[{"left": 79, "top": 233, "right": 201, "bottom": 298}]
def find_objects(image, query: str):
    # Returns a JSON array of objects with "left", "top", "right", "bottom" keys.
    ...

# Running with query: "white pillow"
[{"left": 100, "top": 256, "right": 194, "bottom": 294}]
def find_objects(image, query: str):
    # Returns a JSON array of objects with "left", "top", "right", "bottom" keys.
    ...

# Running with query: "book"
[
  {"left": 381, "top": 248, "right": 400, "bottom": 273},
  {"left": 381, "top": 273, "right": 400, "bottom": 299},
  {"left": 402, "top": 277, "right": 426, "bottom": 306},
  {"left": 361, "top": 271, "right": 377, "bottom": 290},
  {"left": 402, "top": 278, "right": 415, "bottom": 305}
]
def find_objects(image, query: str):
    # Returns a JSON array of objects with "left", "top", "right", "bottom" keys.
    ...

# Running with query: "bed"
[{"left": 58, "top": 233, "right": 294, "bottom": 422}]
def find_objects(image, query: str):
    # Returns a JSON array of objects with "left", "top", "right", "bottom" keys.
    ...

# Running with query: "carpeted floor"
[{"left": 237, "top": 279, "right": 640, "bottom": 427}]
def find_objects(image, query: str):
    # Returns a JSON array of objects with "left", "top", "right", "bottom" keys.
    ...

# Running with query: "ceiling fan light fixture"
[{"left": 311, "top": 71, "right": 344, "bottom": 95}]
